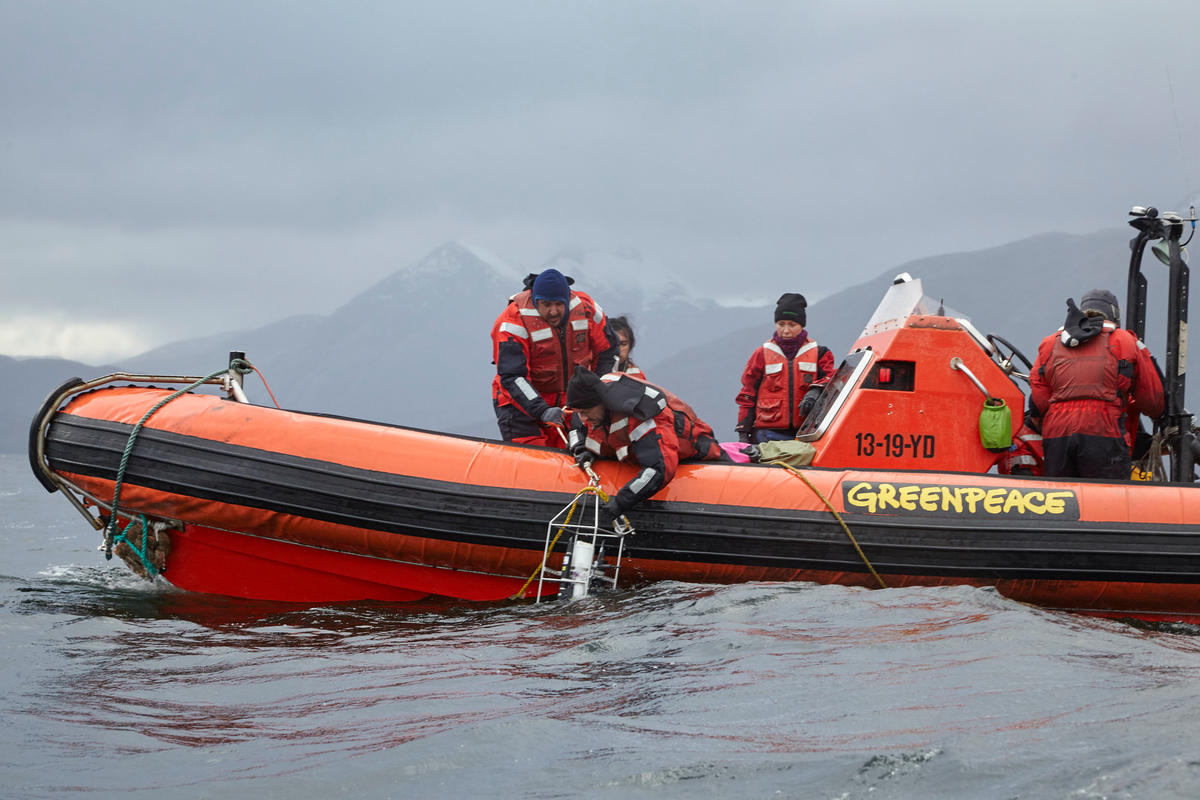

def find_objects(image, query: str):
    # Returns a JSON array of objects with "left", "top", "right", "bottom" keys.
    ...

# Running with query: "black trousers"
[
  {"left": 1042, "top": 433, "right": 1129, "bottom": 480},
  {"left": 493, "top": 400, "right": 543, "bottom": 442}
]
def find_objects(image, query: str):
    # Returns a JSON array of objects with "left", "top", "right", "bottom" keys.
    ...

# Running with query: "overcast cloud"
[{"left": 2, "top": 0, "right": 1198, "bottom": 362}]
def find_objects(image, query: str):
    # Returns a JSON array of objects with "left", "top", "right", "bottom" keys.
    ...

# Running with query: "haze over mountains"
[{"left": 3, "top": 223, "right": 1186, "bottom": 453}]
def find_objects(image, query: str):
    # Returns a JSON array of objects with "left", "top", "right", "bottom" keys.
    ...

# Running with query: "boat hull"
[{"left": 37, "top": 386, "right": 1200, "bottom": 620}]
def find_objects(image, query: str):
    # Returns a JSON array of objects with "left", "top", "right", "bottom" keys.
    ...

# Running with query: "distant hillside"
[
  {"left": 108, "top": 242, "right": 762, "bottom": 439},
  {"left": 650, "top": 227, "right": 1160, "bottom": 437},
  {"left": 3, "top": 226, "right": 1186, "bottom": 452},
  {"left": 1, "top": 355, "right": 116, "bottom": 456}
]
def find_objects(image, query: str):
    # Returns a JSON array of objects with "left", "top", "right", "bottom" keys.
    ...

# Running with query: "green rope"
[
  {"left": 112, "top": 514, "right": 158, "bottom": 577},
  {"left": 103, "top": 360, "right": 254, "bottom": 558}
]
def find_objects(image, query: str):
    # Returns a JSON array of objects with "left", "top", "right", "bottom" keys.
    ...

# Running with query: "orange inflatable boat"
[{"left": 28, "top": 208, "right": 1200, "bottom": 622}]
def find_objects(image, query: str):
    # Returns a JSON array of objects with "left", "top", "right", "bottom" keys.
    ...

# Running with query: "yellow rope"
[
  {"left": 772, "top": 462, "right": 887, "bottom": 589},
  {"left": 510, "top": 484, "right": 611, "bottom": 600}
]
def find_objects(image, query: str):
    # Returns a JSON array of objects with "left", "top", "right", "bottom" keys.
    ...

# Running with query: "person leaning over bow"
[
  {"left": 1029, "top": 289, "right": 1164, "bottom": 479},
  {"left": 608, "top": 315, "right": 646, "bottom": 378},
  {"left": 490, "top": 268, "right": 620, "bottom": 447},
  {"left": 564, "top": 367, "right": 727, "bottom": 520},
  {"left": 735, "top": 293, "right": 836, "bottom": 443}
]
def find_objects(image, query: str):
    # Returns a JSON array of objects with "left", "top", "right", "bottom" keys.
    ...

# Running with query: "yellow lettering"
[
  {"left": 983, "top": 488, "right": 1005, "bottom": 514},
  {"left": 919, "top": 486, "right": 940, "bottom": 512},
  {"left": 1002, "top": 489, "right": 1027, "bottom": 514},
  {"left": 941, "top": 487, "right": 963, "bottom": 513},
  {"left": 841, "top": 483, "right": 1075, "bottom": 519},
  {"left": 878, "top": 483, "right": 899, "bottom": 511},
  {"left": 845, "top": 482, "right": 877, "bottom": 514},
  {"left": 961, "top": 487, "right": 986, "bottom": 513},
  {"left": 1044, "top": 491, "right": 1072, "bottom": 515}
]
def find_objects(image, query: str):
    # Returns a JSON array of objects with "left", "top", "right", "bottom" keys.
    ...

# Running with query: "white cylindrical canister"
[{"left": 569, "top": 539, "right": 595, "bottom": 599}]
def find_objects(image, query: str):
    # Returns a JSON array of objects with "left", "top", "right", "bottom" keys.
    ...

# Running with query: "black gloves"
[
  {"left": 798, "top": 387, "right": 823, "bottom": 419},
  {"left": 540, "top": 406, "right": 565, "bottom": 426},
  {"left": 599, "top": 497, "right": 624, "bottom": 524},
  {"left": 566, "top": 427, "right": 594, "bottom": 467},
  {"left": 598, "top": 497, "right": 633, "bottom": 533}
]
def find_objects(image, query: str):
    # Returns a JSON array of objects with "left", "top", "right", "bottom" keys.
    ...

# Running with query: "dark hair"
[{"left": 610, "top": 315, "right": 635, "bottom": 350}]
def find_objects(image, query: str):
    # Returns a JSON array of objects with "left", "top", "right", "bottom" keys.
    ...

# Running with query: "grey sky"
[{"left": 2, "top": 1, "right": 1198, "bottom": 361}]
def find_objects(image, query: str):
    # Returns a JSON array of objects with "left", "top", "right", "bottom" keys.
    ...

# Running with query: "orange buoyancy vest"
[
  {"left": 583, "top": 373, "right": 715, "bottom": 463},
  {"left": 1044, "top": 323, "right": 1123, "bottom": 409},
  {"left": 492, "top": 289, "right": 604, "bottom": 406},
  {"left": 623, "top": 364, "right": 646, "bottom": 379},
  {"left": 754, "top": 339, "right": 821, "bottom": 429}
]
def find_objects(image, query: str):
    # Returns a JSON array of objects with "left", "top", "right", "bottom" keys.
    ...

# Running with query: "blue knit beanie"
[{"left": 531, "top": 268, "right": 570, "bottom": 304}]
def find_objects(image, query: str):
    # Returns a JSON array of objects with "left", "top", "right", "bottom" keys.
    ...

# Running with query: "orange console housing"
[{"left": 801, "top": 276, "right": 1025, "bottom": 473}]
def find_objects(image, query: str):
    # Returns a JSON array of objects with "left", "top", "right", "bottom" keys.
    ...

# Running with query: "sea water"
[{"left": 4, "top": 452, "right": 1200, "bottom": 799}]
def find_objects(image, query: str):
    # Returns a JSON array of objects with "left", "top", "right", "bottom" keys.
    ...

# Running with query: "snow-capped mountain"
[
  {"left": 106, "top": 241, "right": 763, "bottom": 437},
  {"left": 6, "top": 223, "right": 1189, "bottom": 452}
]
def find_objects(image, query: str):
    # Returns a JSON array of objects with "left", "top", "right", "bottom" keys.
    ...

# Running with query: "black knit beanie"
[
  {"left": 774, "top": 293, "right": 807, "bottom": 326},
  {"left": 566, "top": 367, "right": 606, "bottom": 409}
]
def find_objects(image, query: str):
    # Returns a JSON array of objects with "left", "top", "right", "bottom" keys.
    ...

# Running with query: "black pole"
[
  {"left": 1163, "top": 223, "right": 1194, "bottom": 482},
  {"left": 1126, "top": 232, "right": 1151, "bottom": 341},
  {"left": 228, "top": 350, "right": 246, "bottom": 401},
  {"left": 1126, "top": 208, "right": 1160, "bottom": 342}
]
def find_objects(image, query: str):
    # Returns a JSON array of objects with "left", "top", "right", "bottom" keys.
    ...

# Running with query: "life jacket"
[
  {"left": 623, "top": 364, "right": 646, "bottom": 379},
  {"left": 582, "top": 373, "right": 717, "bottom": 463},
  {"left": 754, "top": 339, "right": 821, "bottom": 429},
  {"left": 1044, "top": 322, "right": 1124, "bottom": 410},
  {"left": 491, "top": 289, "right": 602, "bottom": 406},
  {"left": 998, "top": 423, "right": 1044, "bottom": 475}
]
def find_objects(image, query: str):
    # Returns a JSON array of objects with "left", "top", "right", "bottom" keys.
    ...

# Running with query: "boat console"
[{"left": 798, "top": 274, "right": 1026, "bottom": 474}]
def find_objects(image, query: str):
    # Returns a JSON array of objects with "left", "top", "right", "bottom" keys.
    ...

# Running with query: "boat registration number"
[{"left": 854, "top": 432, "right": 936, "bottom": 458}]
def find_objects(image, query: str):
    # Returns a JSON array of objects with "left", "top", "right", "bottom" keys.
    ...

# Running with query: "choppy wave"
[
  {"left": 5, "top": 578, "right": 1200, "bottom": 798},
  {"left": 6, "top": 446, "right": 1200, "bottom": 799}
]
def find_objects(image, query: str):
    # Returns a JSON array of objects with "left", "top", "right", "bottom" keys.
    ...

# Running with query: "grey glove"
[
  {"left": 540, "top": 406, "right": 565, "bottom": 426},
  {"left": 798, "top": 387, "right": 823, "bottom": 419}
]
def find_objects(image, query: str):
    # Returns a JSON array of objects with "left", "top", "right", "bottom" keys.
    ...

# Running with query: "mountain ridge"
[{"left": 4, "top": 225, "right": 1186, "bottom": 452}]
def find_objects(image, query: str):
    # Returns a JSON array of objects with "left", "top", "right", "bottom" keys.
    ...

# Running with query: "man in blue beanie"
[{"left": 490, "top": 267, "right": 620, "bottom": 447}]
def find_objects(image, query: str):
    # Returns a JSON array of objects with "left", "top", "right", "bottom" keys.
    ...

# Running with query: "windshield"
[
  {"left": 860, "top": 276, "right": 966, "bottom": 336},
  {"left": 797, "top": 350, "right": 873, "bottom": 440}
]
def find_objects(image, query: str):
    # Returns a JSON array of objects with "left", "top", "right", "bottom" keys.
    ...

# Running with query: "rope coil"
[
  {"left": 103, "top": 359, "right": 260, "bottom": 558},
  {"left": 112, "top": 514, "right": 159, "bottom": 578}
]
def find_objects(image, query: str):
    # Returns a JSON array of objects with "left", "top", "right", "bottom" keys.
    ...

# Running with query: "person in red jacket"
[
  {"left": 608, "top": 315, "right": 646, "bottom": 378},
  {"left": 996, "top": 412, "right": 1045, "bottom": 476},
  {"left": 491, "top": 269, "right": 620, "bottom": 447},
  {"left": 565, "top": 367, "right": 727, "bottom": 519},
  {"left": 735, "top": 293, "right": 836, "bottom": 443},
  {"left": 1029, "top": 289, "right": 1164, "bottom": 479}
]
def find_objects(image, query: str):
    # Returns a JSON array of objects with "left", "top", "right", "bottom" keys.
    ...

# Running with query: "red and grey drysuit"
[
  {"left": 1029, "top": 310, "right": 1163, "bottom": 479},
  {"left": 996, "top": 414, "right": 1045, "bottom": 476},
  {"left": 735, "top": 336, "right": 836, "bottom": 441},
  {"left": 567, "top": 373, "right": 726, "bottom": 516},
  {"left": 491, "top": 289, "right": 619, "bottom": 446}
]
